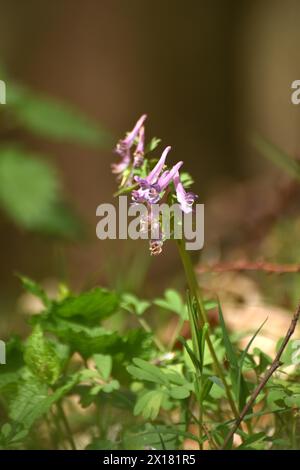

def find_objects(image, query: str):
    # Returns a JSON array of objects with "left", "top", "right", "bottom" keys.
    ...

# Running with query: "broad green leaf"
[
  {"left": 9, "top": 373, "right": 78, "bottom": 434},
  {"left": 39, "top": 316, "right": 150, "bottom": 359},
  {"left": 7, "top": 83, "right": 112, "bottom": 148},
  {"left": 24, "top": 325, "right": 61, "bottom": 385},
  {"left": 169, "top": 385, "right": 190, "bottom": 400},
  {"left": 50, "top": 287, "right": 119, "bottom": 323},
  {"left": 134, "top": 390, "right": 165, "bottom": 420},
  {"left": 0, "top": 147, "right": 59, "bottom": 228}
]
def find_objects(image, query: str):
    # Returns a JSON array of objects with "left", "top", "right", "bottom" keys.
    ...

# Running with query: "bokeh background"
[{"left": 1, "top": 0, "right": 300, "bottom": 339}]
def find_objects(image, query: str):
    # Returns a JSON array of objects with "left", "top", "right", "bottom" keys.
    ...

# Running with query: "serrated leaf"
[
  {"left": 50, "top": 287, "right": 119, "bottom": 323},
  {"left": 24, "top": 325, "right": 61, "bottom": 385},
  {"left": 9, "top": 373, "right": 78, "bottom": 434},
  {"left": 39, "top": 316, "right": 151, "bottom": 360}
]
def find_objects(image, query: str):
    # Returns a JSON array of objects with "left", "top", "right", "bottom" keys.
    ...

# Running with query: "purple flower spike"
[
  {"left": 111, "top": 152, "right": 131, "bottom": 174},
  {"left": 174, "top": 172, "right": 198, "bottom": 214},
  {"left": 113, "top": 114, "right": 147, "bottom": 176},
  {"left": 132, "top": 146, "right": 172, "bottom": 204},
  {"left": 116, "top": 114, "right": 147, "bottom": 157},
  {"left": 157, "top": 160, "right": 183, "bottom": 191},
  {"left": 146, "top": 146, "right": 171, "bottom": 184},
  {"left": 133, "top": 125, "right": 145, "bottom": 168}
]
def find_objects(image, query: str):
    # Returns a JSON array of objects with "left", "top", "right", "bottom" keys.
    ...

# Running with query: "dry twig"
[
  {"left": 222, "top": 301, "right": 300, "bottom": 449},
  {"left": 198, "top": 261, "right": 300, "bottom": 275}
]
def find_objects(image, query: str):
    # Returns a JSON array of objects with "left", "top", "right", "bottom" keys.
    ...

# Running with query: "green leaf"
[
  {"left": 9, "top": 373, "right": 78, "bottom": 434},
  {"left": 24, "top": 325, "right": 61, "bottom": 385},
  {"left": 180, "top": 337, "right": 202, "bottom": 372},
  {"left": 179, "top": 172, "right": 194, "bottom": 189},
  {"left": 252, "top": 134, "right": 300, "bottom": 181},
  {"left": 200, "top": 378, "right": 213, "bottom": 402},
  {"left": 237, "top": 432, "right": 267, "bottom": 450},
  {"left": 18, "top": 275, "right": 49, "bottom": 307},
  {"left": 121, "top": 293, "right": 150, "bottom": 316},
  {"left": 154, "top": 289, "right": 186, "bottom": 318},
  {"left": 39, "top": 316, "right": 151, "bottom": 360},
  {"left": 169, "top": 385, "right": 190, "bottom": 400},
  {"left": 7, "top": 83, "right": 112, "bottom": 148},
  {"left": 50, "top": 287, "right": 119, "bottom": 323},
  {"left": 127, "top": 358, "right": 169, "bottom": 386},
  {"left": 102, "top": 380, "right": 120, "bottom": 393},
  {"left": 145, "top": 137, "right": 161, "bottom": 153},
  {"left": 0, "top": 147, "right": 60, "bottom": 229},
  {"left": 134, "top": 390, "right": 165, "bottom": 420},
  {"left": 284, "top": 394, "right": 300, "bottom": 408},
  {"left": 93, "top": 354, "right": 112, "bottom": 381}
]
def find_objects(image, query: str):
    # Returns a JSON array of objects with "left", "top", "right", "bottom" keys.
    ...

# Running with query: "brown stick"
[
  {"left": 222, "top": 302, "right": 300, "bottom": 449},
  {"left": 198, "top": 261, "right": 300, "bottom": 275}
]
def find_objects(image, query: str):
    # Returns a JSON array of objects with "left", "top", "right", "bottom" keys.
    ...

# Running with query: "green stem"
[
  {"left": 176, "top": 240, "right": 240, "bottom": 423},
  {"left": 169, "top": 316, "right": 185, "bottom": 350},
  {"left": 56, "top": 402, "right": 77, "bottom": 450},
  {"left": 138, "top": 317, "right": 165, "bottom": 352}
]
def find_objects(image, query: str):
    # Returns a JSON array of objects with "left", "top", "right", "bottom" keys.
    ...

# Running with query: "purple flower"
[
  {"left": 173, "top": 172, "right": 198, "bottom": 214},
  {"left": 133, "top": 126, "right": 145, "bottom": 168},
  {"left": 112, "top": 114, "right": 147, "bottom": 175},
  {"left": 132, "top": 146, "right": 183, "bottom": 204}
]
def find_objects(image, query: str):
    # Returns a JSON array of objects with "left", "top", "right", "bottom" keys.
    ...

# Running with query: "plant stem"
[
  {"left": 137, "top": 317, "right": 165, "bottom": 352},
  {"left": 56, "top": 402, "right": 77, "bottom": 450},
  {"left": 169, "top": 316, "right": 185, "bottom": 350},
  {"left": 176, "top": 240, "right": 240, "bottom": 423}
]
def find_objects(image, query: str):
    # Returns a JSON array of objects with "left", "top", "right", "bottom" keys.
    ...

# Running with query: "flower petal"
[{"left": 146, "top": 146, "right": 171, "bottom": 184}]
